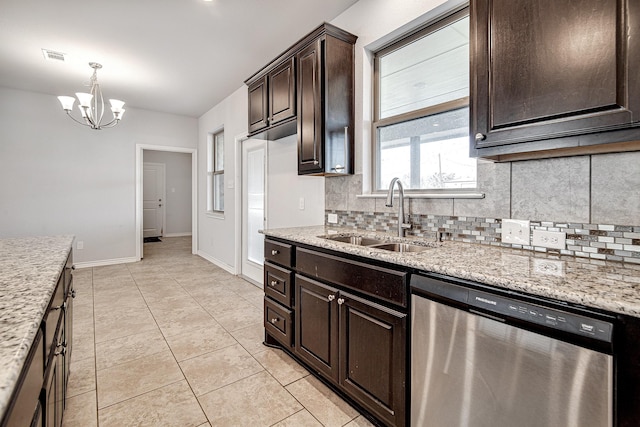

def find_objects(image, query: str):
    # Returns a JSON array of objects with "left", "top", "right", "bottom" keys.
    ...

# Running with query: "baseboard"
[
  {"left": 197, "top": 250, "right": 236, "bottom": 275},
  {"left": 74, "top": 256, "right": 139, "bottom": 269},
  {"left": 163, "top": 232, "right": 192, "bottom": 237}
]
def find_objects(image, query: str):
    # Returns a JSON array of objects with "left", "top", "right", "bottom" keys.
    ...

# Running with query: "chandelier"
[{"left": 57, "top": 62, "right": 125, "bottom": 130}]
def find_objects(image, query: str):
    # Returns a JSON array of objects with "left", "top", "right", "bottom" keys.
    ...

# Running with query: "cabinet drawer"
[
  {"left": 264, "top": 262, "right": 294, "bottom": 307},
  {"left": 44, "top": 276, "right": 64, "bottom": 363},
  {"left": 265, "top": 239, "right": 293, "bottom": 268},
  {"left": 264, "top": 298, "right": 293, "bottom": 348},
  {"left": 296, "top": 248, "right": 408, "bottom": 308}
]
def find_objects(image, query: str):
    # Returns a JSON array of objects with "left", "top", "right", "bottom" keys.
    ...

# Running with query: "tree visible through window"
[
  {"left": 373, "top": 8, "right": 475, "bottom": 192},
  {"left": 208, "top": 130, "right": 224, "bottom": 212}
]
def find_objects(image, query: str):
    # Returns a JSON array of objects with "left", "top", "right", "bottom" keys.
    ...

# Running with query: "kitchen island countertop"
[
  {"left": 262, "top": 226, "right": 640, "bottom": 318},
  {"left": 0, "top": 235, "right": 74, "bottom": 421}
]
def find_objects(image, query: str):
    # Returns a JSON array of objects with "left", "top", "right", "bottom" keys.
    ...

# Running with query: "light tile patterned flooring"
[{"left": 62, "top": 236, "right": 374, "bottom": 427}]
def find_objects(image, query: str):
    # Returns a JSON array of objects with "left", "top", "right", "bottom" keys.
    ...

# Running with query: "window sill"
[{"left": 357, "top": 192, "right": 484, "bottom": 199}]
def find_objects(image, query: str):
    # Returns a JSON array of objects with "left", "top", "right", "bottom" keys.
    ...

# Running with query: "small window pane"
[
  {"left": 214, "top": 133, "right": 224, "bottom": 171},
  {"left": 213, "top": 174, "right": 224, "bottom": 211},
  {"left": 377, "top": 107, "right": 474, "bottom": 190},
  {"left": 378, "top": 16, "right": 469, "bottom": 119}
]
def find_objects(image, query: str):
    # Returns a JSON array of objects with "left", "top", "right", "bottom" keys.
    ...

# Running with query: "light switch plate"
[
  {"left": 501, "top": 219, "right": 531, "bottom": 245},
  {"left": 532, "top": 230, "right": 566, "bottom": 250}
]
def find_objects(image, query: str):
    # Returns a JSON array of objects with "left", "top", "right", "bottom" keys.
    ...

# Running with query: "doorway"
[
  {"left": 241, "top": 139, "right": 266, "bottom": 285},
  {"left": 135, "top": 144, "right": 197, "bottom": 260}
]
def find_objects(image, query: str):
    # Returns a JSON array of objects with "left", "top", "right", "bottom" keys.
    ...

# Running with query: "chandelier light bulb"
[{"left": 57, "top": 96, "right": 75, "bottom": 111}]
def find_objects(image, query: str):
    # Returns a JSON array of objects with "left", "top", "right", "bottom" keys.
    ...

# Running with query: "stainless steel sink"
[
  {"left": 370, "top": 243, "right": 430, "bottom": 253},
  {"left": 322, "top": 235, "right": 385, "bottom": 246}
]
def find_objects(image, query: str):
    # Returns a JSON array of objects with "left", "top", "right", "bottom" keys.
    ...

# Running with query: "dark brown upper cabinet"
[
  {"left": 470, "top": 0, "right": 640, "bottom": 161},
  {"left": 245, "top": 23, "right": 357, "bottom": 175},
  {"left": 247, "top": 76, "right": 268, "bottom": 135}
]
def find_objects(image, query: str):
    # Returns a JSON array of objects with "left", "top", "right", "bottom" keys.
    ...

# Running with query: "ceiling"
[{"left": 0, "top": 0, "right": 359, "bottom": 118}]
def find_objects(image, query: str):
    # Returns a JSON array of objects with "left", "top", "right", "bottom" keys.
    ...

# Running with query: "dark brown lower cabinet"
[
  {"left": 295, "top": 276, "right": 339, "bottom": 381},
  {"left": 44, "top": 321, "right": 65, "bottom": 427},
  {"left": 294, "top": 274, "right": 406, "bottom": 427},
  {"left": 339, "top": 293, "right": 406, "bottom": 427}
]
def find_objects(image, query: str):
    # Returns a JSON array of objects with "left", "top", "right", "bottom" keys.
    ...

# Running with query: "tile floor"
[{"left": 62, "top": 236, "right": 375, "bottom": 427}]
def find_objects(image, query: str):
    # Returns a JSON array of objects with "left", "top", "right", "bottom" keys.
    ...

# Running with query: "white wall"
[
  {"left": 266, "top": 134, "right": 324, "bottom": 229},
  {"left": 0, "top": 87, "right": 197, "bottom": 265},
  {"left": 143, "top": 151, "right": 192, "bottom": 236},
  {"left": 197, "top": 86, "right": 246, "bottom": 271}
]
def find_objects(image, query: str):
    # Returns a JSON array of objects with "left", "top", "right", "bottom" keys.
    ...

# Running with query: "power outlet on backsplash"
[
  {"left": 501, "top": 219, "right": 531, "bottom": 245},
  {"left": 532, "top": 230, "right": 566, "bottom": 250}
]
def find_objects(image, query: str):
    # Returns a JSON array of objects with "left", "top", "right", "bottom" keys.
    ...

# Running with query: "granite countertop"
[
  {"left": 0, "top": 235, "right": 74, "bottom": 421},
  {"left": 262, "top": 226, "right": 640, "bottom": 318}
]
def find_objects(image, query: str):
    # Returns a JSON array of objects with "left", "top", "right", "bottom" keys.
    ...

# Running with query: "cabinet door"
[
  {"left": 294, "top": 275, "right": 339, "bottom": 381},
  {"left": 297, "top": 39, "right": 324, "bottom": 174},
  {"left": 269, "top": 57, "right": 296, "bottom": 125},
  {"left": 471, "top": 0, "right": 640, "bottom": 155},
  {"left": 44, "top": 326, "right": 64, "bottom": 427},
  {"left": 248, "top": 76, "right": 268, "bottom": 134},
  {"left": 339, "top": 292, "right": 407, "bottom": 427}
]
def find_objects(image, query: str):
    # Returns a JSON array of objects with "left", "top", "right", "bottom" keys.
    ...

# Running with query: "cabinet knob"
[
  {"left": 270, "top": 280, "right": 278, "bottom": 287},
  {"left": 327, "top": 294, "right": 336, "bottom": 302},
  {"left": 475, "top": 133, "right": 486, "bottom": 141},
  {"left": 71, "top": 265, "right": 76, "bottom": 270},
  {"left": 313, "top": 160, "right": 319, "bottom": 165},
  {"left": 71, "top": 289, "right": 76, "bottom": 298},
  {"left": 337, "top": 298, "right": 345, "bottom": 305},
  {"left": 270, "top": 317, "right": 279, "bottom": 324},
  {"left": 271, "top": 249, "right": 279, "bottom": 255}
]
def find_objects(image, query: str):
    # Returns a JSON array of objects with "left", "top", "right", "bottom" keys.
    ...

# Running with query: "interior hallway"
[{"left": 63, "top": 236, "right": 373, "bottom": 427}]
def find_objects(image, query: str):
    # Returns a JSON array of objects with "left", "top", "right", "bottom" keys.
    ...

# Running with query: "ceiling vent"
[{"left": 42, "top": 49, "right": 66, "bottom": 62}]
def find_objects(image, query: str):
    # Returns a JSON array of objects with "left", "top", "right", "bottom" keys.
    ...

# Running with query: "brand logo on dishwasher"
[{"left": 475, "top": 296, "right": 497, "bottom": 305}]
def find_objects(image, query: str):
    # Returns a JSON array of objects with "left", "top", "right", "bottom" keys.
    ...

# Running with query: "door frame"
[
  {"left": 234, "top": 132, "right": 269, "bottom": 280},
  {"left": 135, "top": 144, "right": 197, "bottom": 260}
]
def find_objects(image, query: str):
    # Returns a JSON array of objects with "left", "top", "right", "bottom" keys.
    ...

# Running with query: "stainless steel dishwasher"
[{"left": 411, "top": 273, "right": 615, "bottom": 427}]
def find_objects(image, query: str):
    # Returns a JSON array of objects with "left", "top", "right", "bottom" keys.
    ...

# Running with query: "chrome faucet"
[{"left": 385, "top": 177, "right": 411, "bottom": 237}]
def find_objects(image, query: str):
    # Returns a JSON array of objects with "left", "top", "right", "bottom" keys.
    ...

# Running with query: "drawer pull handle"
[
  {"left": 71, "top": 289, "right": 76, "bottom": 298},
  {"left": 54, "top": 347, "right": 66, "bottom": 357},
  {"left": 270, "top": 317, "right": 279, "bottom": 324},
  {"left": 327, "top": 294, "right": 336, "bottom": 302},
  {"left": 270, "top": 280, "right": 278, "bottom": 287},
  {"left": 271, "top": 249, "right": 279, "bottom": 255},
  {"left": 475, "top": 133, "right": 486, "bottom": 141},
  {"left": 337, "top": 298, "right": 345, "bottom": 305}
]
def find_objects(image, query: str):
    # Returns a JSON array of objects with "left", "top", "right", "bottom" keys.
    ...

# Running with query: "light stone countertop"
[
  {"left": 262, "top": 226, "right": 640, "bottom": 317},
  {"left": 0, "top": 235, "right": 74, "bottom": 421}
]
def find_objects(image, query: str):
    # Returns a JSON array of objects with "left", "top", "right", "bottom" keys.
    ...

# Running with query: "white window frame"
[
  {"left": 207, "top": 129, "right": 224, "bottom": 215},
  {"left": 371, "top": 7, "right": 480, "bottom": 198}
]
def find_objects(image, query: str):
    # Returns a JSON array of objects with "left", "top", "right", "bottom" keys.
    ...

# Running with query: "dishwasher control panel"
[
  {"left": 468, "top": 289, "right": 613, "bottom": 342},
  {"left": 410, "top": 273, "right": 614, "bottom": 344}
]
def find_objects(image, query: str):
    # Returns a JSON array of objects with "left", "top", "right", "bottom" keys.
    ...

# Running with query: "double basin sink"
[{"left": 319, "top": 234, "right": 438, "bottom": 253}]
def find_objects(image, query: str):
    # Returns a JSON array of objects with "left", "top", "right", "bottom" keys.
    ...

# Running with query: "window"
[
  {"left": 373, "top": 9, "right": 475, "bottom": 193},
  {"left": 208, "top": 130, "right": 224, "bottom": 212}
]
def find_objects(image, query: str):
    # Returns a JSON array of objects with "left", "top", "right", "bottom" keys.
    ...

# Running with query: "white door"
[
  {"left": 143, "top": 163, "right": 166, "bottom": 238},
  {"left": 241, "top": 140, "right": 266, "bottom": 285}
]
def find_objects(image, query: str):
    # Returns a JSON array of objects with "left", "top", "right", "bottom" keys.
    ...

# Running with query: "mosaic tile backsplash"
[{"left": 326, "top": 210, "right": 640, "bottom": 264}]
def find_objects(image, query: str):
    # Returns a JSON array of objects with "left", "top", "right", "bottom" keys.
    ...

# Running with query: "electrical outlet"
[
  {"left": 327, "top": 213, "right": 338, "bottom": 224},
  {"left": 532, "top": 230, "right": 566, "bottom": 250},
  {"left": 533, "top": 258, "right": 565, "bottom": 276},
  {"left": 501, "top": 219, "right": 531, "bottom": 245},
  {"left": 77, "top": 241, "right": 84, "bottom": 250},
  {"left": 299, "top": 197, "right": 305, "bottom": 210}
]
